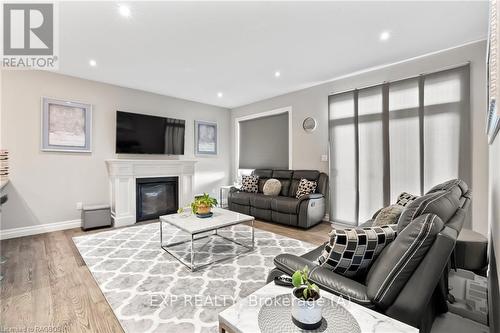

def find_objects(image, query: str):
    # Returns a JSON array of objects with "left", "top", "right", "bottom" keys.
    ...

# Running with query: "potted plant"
[
  {"left": 291, "top": 266, "right": 323, "bottom": 330},
  {"left": 191, "top": 193, "right": 218, "bottom": 216}
]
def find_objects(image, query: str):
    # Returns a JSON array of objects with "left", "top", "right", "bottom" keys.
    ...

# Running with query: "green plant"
[
  {"left": 191, "top": 193, "right": 218, "bottom": 214},
  {"left": 292, "top": 266, "right": 320, "bottom": 301}
]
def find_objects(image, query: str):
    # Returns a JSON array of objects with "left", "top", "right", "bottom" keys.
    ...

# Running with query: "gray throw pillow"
[
  {"left": 263, "top": 179, "right": 281, "bottom": 196},
  {"left": 373, "top": 204, "right": 404, "bottom": 227}
]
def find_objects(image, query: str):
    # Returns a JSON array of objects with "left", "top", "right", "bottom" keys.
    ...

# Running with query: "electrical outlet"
[
  {"left": 76, "top": 202, "right": 83, "bottom": 210},
  {"left": 321, "top": 154, "right": 328, "bottom": 162}
]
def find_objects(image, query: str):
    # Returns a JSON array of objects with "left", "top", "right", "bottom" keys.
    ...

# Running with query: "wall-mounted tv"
[{"left": 116, "top": 111, "right": 185, "bottom": 155}]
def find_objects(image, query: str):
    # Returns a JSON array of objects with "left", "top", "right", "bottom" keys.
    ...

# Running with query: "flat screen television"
[{"left": 116, "top": 111, "right": 185, "bottom": 155}]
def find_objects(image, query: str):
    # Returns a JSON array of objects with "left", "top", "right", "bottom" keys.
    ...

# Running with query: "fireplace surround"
[{"left": 106, "top": 159, "right": 196, "bottom": 227}]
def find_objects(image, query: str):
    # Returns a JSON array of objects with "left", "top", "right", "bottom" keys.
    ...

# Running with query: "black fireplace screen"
[{"left": 136, "top": 177, "right": 178, "bottom": 221}]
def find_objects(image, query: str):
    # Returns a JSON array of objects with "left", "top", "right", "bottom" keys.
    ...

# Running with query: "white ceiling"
[{"left": 57, "top": 1, "right": 489, "bottom": 109}]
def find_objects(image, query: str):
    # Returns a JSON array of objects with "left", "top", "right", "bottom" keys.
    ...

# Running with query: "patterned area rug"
[{"left": 73, "top": 221, "right": 316, "bottom": 333}]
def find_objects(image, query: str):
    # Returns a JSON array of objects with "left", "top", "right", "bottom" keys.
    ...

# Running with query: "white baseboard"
[{"left": 0, "top": 219, "right": 82, "bottom": 240}]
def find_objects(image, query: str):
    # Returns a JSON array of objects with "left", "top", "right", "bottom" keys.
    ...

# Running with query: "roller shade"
[
  {"left": 239, "top": 112, "right": 289, "bottom": 169},
  {"left": 329, "top": 64, "right": 471, "bottom": 226}
]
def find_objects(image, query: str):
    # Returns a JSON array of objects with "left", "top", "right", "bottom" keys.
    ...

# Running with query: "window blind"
[
  {"left": 238, "top": 112, "right": 289, "bottom": 169},
  {"left": 328, "top": 64, "right": 471, "bottom": 226}
]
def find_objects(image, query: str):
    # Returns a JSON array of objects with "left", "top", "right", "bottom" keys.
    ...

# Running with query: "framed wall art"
[
  {"left": 41, "top": 97, "right": 92, "bottom": 152},
  {"left": 195, "top": 120, "right": 217, "bottom": 155}
]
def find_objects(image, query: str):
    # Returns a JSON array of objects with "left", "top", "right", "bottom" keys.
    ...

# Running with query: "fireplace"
[{"left": 136, "top": 177, "right": 178, "bottom": 222}]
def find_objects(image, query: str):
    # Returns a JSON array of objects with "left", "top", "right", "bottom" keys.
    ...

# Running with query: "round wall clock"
[{"left": 302, "top": 117, "right": 317, "bottom": 133}]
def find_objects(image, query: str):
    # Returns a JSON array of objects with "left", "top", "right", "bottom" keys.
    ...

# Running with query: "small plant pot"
[
  {"left": 196, "top": 205, "right": 211, "bottom": 215},
  {"left": 291, "top": 287, "right": 323, "bottom": 330}
]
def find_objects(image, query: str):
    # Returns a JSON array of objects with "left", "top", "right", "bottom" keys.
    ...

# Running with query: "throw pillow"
[
  {"left": 396, "top": 192, "right": 419, "bottom": 207},
  {"left": 295, "top": 178, "right": 317, "bottom": 199},
  {"left": 318, "top": 225, "right": 397, "bottom": 278},
  {"left": 373, "top": 204, "right": 404, "bottom": 227},
  {"left": 240, "top": 175, "right": 259, "bottom": 193},
  {"left": 263, "top": 179, "right": 281, "bottom": 196}
]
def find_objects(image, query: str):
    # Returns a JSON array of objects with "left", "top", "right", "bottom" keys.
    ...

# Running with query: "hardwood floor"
[{"left": 0, "top": 220, "right": 331, "bottom": 333}]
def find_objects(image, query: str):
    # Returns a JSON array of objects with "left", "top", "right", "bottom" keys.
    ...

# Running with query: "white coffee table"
[
  {"left": 159, "top": 208, "right": 254, "bottom": 271},
  {"left": 218, "top": 282, "right": 418, "bottom": 333}
]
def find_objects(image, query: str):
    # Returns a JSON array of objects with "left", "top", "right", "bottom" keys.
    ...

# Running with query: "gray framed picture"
[
  {"left": 195, "top": 120, "right": 217, "bottom": 155},
  {"left": 41, "top": 97, "right": 92, "bottom": 152}
]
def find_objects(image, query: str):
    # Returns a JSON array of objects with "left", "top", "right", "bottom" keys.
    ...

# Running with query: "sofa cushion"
[
  {"left": 263, "top": 179, "right": 281, "bottom": 196},
  {"left": 240, "top": 175, "right": 259, "bottom": 193},
  {"left": 272, "top": 169, "right": 293, "bottom": 179},
  {"left": 366, "top": 213, "right": 444, "bottom": 309},
  {"left": 272, "top": 170, "right": 293, "bottom": 196},
  {"left": 230, "top": 192, "right": 253, "bottom": 205},
  {"left": 271, "top": 196, "right": 300, "bottom": 214},
  {"left": 250, "top": 193, "right": 273, "bottom": 209},
  {"left": 289, "top": 170, "right": 320, "bottom": 197},
  {"left": 253, "top": 169, "right": 273, "bottom": 178},
  {"left": 295, "top": 178, "right": 318, "bottom": 199},
  {"left": 427, "top": 178, "right": 469, "bottom": 196},
  {"left": 397, "top": 189, "right": 460, "bottom": 233},
  {"left": 258, "top": 178, "right": 269, "bottom": 193},
  {"left": 318, "top": 225, "right": 397, "bottom": 278}
]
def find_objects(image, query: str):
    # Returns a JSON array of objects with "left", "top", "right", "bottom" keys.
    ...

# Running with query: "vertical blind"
[
  {"left": 239, "top": 112, "right": 289, "bottom": 169},
  {"left": 328, "top": 65, "right": 471, "bottom": 226}
]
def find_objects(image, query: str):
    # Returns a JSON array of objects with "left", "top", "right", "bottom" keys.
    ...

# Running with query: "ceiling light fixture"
[
  {"left": 274, "top": 71, "right": 281, "bottom": 78},
  {"left": 379, "top": 31, "right": 391, "bottom": 41},
  {"left": 119, "top": 4, "right": 131, "bottom": 18},
  {"left": 89, "top": 59, "right": 97, "bottom": 67},
  {"left": 217, "top": 92, "right": 223, "bottom": 98}
]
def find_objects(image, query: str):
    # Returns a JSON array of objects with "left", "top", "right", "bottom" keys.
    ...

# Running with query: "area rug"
[{"left": 73, "top": 221, "right": 317, "bottom": 333}]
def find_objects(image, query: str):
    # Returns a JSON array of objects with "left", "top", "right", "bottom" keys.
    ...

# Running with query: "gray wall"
[
  {"left": 0, "top": 70, "right": 230, "bottom": 230},
  {"left": 231, "top": 41, "right": 488, "bottom": 235},
  {"left": 488, "top": 135, "right": 500, "bottom": 331}
]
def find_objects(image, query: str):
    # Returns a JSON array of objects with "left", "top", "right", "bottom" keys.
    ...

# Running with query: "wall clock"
[{"left": 303, "top": 117, "right": 317, "bottom": 133}]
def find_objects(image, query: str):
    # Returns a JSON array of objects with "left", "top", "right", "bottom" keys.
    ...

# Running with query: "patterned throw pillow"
[
  {"left": 240, "top": 175, "right": 259, "bottom": 193},
  {"left": 396, "top": 192, "right": 419, "bottom": 207},
  {"left": 318, "top": 225, "right": 397, "bottom": 277},
  {"left": 295, "top": 178, "right": 317, "bottom": 199},
  {"left": 373, "top": 204, "right": 404, "bottom": 227}
]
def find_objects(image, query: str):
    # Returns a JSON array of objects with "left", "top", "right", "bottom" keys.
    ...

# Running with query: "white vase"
[{"left": 291, "top": 287, "right": 323, "bottom": 330}]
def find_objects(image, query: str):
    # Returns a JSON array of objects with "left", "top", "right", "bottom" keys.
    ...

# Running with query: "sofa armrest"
[
  {"left": 273, "top": 254, "right": 372, "bottom": 306},
  {"left": 229, "top": 186, "right": 240, "bottom": 193},
  {"left": 297, "top": 193, "right": 324, "bottom": 204},
  {"left": 296, "top": 194, "right": 326, "bottom": 229}
]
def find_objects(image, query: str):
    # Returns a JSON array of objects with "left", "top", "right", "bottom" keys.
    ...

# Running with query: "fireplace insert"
[{"left": 136, "top": 177, "right": 178, "bottom": 221}]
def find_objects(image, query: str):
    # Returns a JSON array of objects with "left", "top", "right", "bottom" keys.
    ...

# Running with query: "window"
[
  {"left": 237, "top": 111, "right": 290, "bottom": 170},
  {"left": 328, "top": 65, "right": 470, "bottom": 226}
]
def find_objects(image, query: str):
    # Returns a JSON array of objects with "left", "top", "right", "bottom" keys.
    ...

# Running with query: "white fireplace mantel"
[{"left": 105, "top": 159, "right": 196, "bottom": 227}]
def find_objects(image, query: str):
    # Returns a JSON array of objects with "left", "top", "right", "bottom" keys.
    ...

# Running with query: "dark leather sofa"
[
  {"left": 267, "top": 179, "right": 471, "bottom": 332},
  {"left": 228, "top": 169, "right": 328, "bottom": 229}
]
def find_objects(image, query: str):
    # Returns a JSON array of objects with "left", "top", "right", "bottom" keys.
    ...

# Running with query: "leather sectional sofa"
[
  {"left": 267, "top": 179, "right": 471, "bottom": 332},
  {"left": 228, "top": 169, "right": 328, "bottom": 229}
]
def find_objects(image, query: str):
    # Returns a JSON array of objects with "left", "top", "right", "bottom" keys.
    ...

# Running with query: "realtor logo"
[{"left": 2, "top": 2, "right": 58, "bottom": 69}]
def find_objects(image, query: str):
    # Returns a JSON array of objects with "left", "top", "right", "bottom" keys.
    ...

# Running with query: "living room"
[{"left": 0, "top": 1, "right": 499, "bottom": 333}]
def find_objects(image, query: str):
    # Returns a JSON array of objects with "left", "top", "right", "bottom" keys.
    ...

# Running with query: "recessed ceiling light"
[
  {"left": 89, "top": 59, "right": 97, "bottom": 67},
  {"left": 379, "top": 31, "right": 391, "bottom": 41},
  {"left": 118, "top": 4, "right": 131, "bottom": 18},
  {"left": 217, "top": 92, "right": 223, "bottom": 98},
  {"left": 274, "top": 71, "right": 281, "bottom": 78}
]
